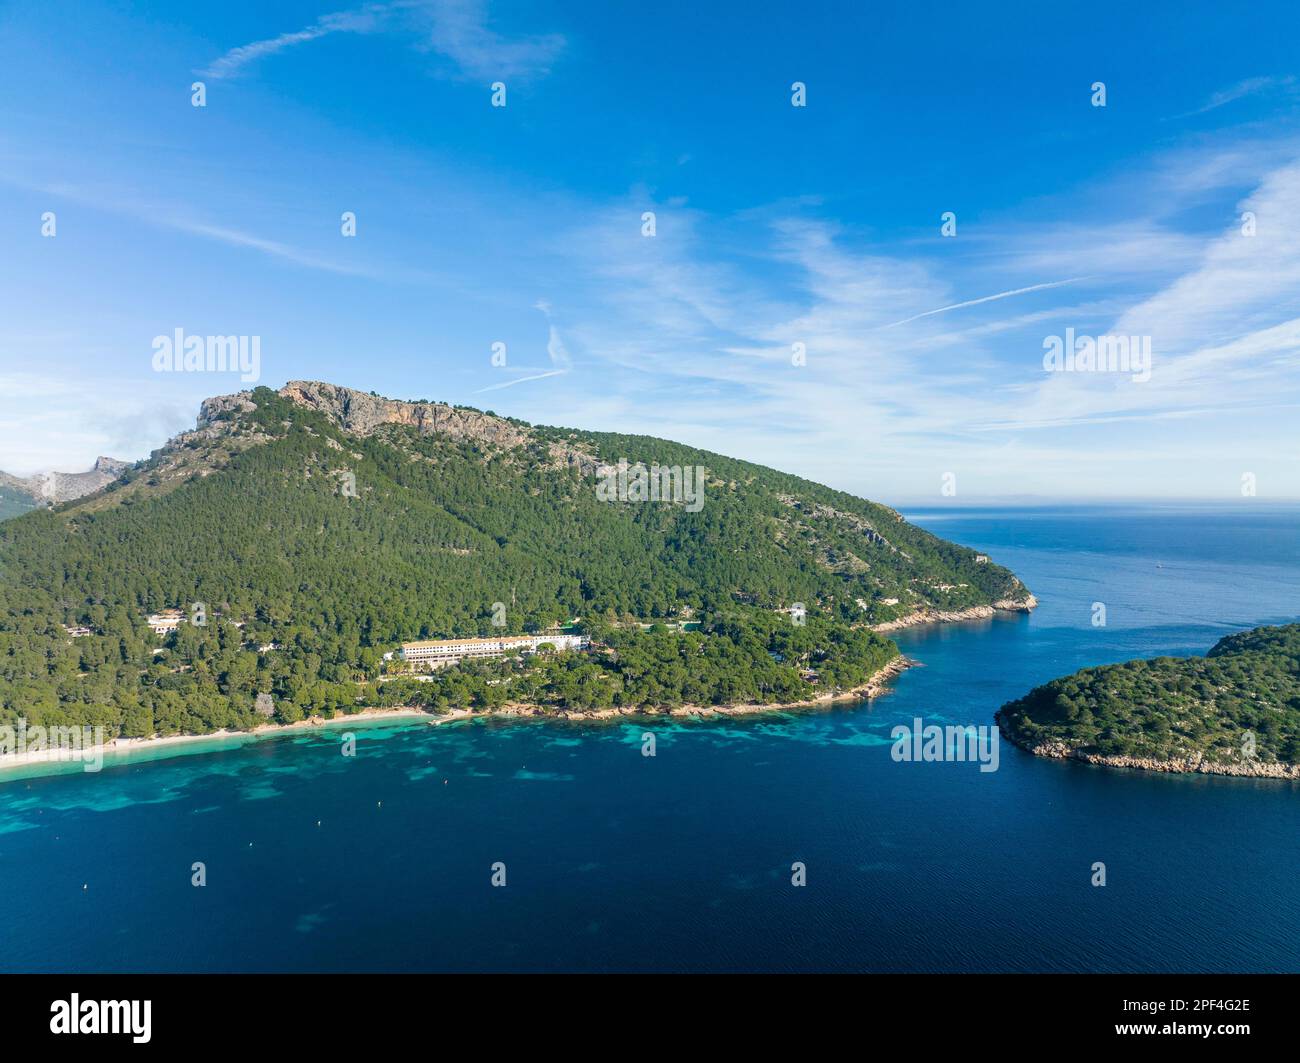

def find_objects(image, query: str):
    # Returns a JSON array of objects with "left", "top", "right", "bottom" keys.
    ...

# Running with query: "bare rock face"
[
  {"left": 871, "top": 594, "right": 1038, "bottom": 633},
  {"left": 172, "top": 380, "right": 596, "bottom": 478},
  {"left": 277, "top": 381, "right": 533, "bottom": 449},
  {"left": 547, "top": 440, "right": 601, "bottom": 477},
  {"left": 0, "top": 456, "right": 129, "bottom": 505},
  {"left": 197, "top": 392, "right": 257, "bottom": 428}
]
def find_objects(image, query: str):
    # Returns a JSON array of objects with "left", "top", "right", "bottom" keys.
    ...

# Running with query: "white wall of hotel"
[{"left": 399, "top": 634, "right": 587, "bottom": 665}]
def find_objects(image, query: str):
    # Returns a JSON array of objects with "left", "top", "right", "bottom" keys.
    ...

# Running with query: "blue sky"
[{"left": 1, "top": 0, "right": 1299, "bottom": 501}]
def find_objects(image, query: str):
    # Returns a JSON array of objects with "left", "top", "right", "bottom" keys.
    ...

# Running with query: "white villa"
[
  {"left": 399, "top": 632, "right": 588, "bottom": 669},
  {"left": 146, "top": 609, "right": 185, "bottom": 636}
]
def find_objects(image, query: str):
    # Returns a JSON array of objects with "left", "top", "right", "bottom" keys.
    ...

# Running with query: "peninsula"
[
  {"left": 996, "top": 624, "right": 1300, "bottom": 778},
  {"left": 0, "top": 381, "right": 1034, "bottom": 752}
]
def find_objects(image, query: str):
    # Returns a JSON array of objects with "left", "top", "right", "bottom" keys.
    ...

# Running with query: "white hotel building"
[
  {"left": 146, "top": 609, "right": 185, "bottom": 636},
  {"left": 399, "top": 633, "right": 588, "bottom": 669}
]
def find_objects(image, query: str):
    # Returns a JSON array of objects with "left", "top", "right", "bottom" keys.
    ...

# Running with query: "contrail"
[
  {"left": 474, "top": 369, "right": 568, "bottom": 393},
  {"left": 880, "top": 277, "right": 1086, "bottom": 329},
  {"left": 474, "top": 303, "right": 574, "bottom": 392}
]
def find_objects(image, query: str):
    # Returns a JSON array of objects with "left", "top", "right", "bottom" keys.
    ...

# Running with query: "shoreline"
[
  {"left": 489, "top": 654, "right": 914, "bottom": 722},
  {"left": 0, "top": 708, "right": 464, "bottom": 778},
  {"left": 0, "top": 657, "right": 913, "bottom": 781},
  {"left": 997, "top": 727, "right": 1300, "bottom": 780},
  {"left": 871, "top": 594, "right": 1038, "bottom": 633}
]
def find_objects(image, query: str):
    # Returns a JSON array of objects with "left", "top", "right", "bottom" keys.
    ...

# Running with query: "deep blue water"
[{"left": 2, "top": 504, "right": 1298, "bottom": 972}]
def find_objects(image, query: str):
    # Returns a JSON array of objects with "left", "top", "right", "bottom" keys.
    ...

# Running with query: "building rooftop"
[{"left": 402, "top": 633, "right": 580, "bottom": 649}]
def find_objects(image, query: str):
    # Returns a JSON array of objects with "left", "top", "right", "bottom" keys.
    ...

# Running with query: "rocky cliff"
[
  {"left": 198, "top": 380, "right": 599, "bottom": 473},
  {"left": 0, "top": 456, "right": 129, "bottom": 506},
  {"left": 276, "top": 380, "right": 533, "bottom": 449},
  {"left": 1000, "top": 737, "right": 1300, "bottom": 779},
  {"left": 872, "top": 594, "right": 1038, "bottom": 632}
]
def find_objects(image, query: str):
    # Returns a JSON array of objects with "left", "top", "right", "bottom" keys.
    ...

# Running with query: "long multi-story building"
[{"left": 399, "top": 632, "right": 587, "bottom": 669}]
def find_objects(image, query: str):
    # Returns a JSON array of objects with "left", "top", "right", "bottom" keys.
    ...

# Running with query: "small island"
[{"left": 996, "top": 623, "right": 1300, "bottom": 778}]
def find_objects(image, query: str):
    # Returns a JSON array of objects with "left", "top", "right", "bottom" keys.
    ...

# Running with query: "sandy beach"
[
  {"left": 0, "top": 657, "right": 911, "bottom": 781},
  {"left": 0, "top": 707, "right": 459, "bottom": 777}
]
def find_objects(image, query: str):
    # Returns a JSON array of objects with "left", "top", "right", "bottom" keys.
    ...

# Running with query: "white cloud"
[
  {"left": 1185, "top": 75, "right": 1298, "bottom": 116},
  {"left": 414, "top": 0, "right": 564, "bottom": 80},
  {"left": 201, "top": 0, "right": 565, "bottom": 82},
  {"left": 169, "top": 218, "right": 378, "bottom": 276},
  {"left": 0, "top": 173, "right": 430, "bottom": 280},
  {"left": 512, "top": 144, "right": 1300, "bottom": 499},
  {"left": 201, "top": 6, "right": 390, "bottom": 79},
  {"left": 1112, "top": 159, "right": 1300, "bottom": 352},
  {"left": 0, "top": 371, "right": 200, "bottom": 476}
]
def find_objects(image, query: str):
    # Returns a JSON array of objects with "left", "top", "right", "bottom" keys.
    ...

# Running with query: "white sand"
[{"left": 0, "top": 707, "right": 466, "bottom": 778}]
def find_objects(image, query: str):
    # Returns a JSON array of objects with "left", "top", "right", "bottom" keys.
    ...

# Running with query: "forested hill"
[
  {"left": 996, "top": 624, "right": 1300, "bottom": 774},
  {"left": 0, "top": 381, "right": 1032, "bottom": 737}
]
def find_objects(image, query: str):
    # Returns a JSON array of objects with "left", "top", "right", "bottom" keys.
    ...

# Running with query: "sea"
[{"left": 2, "top": 503, "right": 1298, "bottom": 972}]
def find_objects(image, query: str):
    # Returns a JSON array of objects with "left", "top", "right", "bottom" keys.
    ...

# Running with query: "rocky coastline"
[
  {"left": 490, "top": 654, "right": 914, "bottom": 722},
  {"left": 872, "top": 594, "right": 1038, "bottom": 633},
  {"left": 997, "top": 729, "right": 1300, "bottom": 780}
]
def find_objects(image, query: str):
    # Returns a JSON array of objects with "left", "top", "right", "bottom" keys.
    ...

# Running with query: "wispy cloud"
[
  {"left": 1, "top": 174, "right": 383, "bottom": 278},
  {"left": 201, "top": 0, "right": 565, "bottom": 81},
  {"left": 0, "top": 370, "right": 197, "bottom": 476},
  {"left": 1184, "top": 75, "right": 1298, "bottom": 116},
  {"left": 416, "top": 0, "right": 565, "bottom": 80},
  {"left": 512, "top": 140, "right": 1300, "bottom": 499},
  {"left": 1111, "top": 157, "right": 1300, "bottom": 351},
  {"left": 200, "top": 5, "right": 391, "bottom": 79},
  {"left": 0, "top": 172, "right": 465, "bottom": 282},
  {"left": 169, "top": 218, "right": 380, "bottom": 276}
]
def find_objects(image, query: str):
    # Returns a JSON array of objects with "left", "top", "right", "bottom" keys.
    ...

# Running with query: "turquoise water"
[{"left": 1, "top": 504, "right": 1297, "bottom": 972}]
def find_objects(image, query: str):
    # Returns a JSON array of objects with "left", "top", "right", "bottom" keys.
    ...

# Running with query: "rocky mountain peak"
[
  {"left": 276, "top": 380, "right": 533, "bottom": 449},
  {"left": 0, "top": 456, "right": 129, "bottom": 505}
]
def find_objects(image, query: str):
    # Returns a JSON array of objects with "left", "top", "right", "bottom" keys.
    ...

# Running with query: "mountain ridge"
[
  {"left": 0, "top": 381, "right": 1034, "bottom": 738},
  {"left": 0, "top": 455, "right": 128, "bottom": 510}
]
